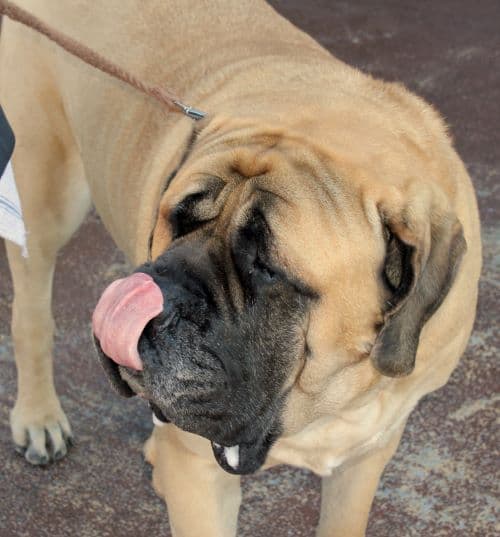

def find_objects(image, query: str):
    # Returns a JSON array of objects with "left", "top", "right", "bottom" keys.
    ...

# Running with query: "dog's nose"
[{"left": 148, "top": 302, "right": 180, "bottom": 333}]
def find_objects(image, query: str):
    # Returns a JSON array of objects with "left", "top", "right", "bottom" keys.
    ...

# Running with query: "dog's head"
[{"left": 94, "top": 115, "right": 465, "bottom": 474}]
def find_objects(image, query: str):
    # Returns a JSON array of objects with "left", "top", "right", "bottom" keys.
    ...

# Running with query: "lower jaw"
[{"left": 210, "top": 438, "right": 273, "bottom": 475}]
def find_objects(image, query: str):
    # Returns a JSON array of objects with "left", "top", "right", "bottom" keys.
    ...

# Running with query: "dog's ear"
[{"left": 371, "top": 185, "right": 467, "bottom": 377}]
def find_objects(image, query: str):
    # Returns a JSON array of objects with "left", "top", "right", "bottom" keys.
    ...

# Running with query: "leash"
[{"left": 0, "top": 0, "right": 207, "bottom": 120}]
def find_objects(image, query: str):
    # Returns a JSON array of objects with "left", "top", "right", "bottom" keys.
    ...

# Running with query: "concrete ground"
[{"left": 0, "top": 1, "right": 498, "bottom": 536}]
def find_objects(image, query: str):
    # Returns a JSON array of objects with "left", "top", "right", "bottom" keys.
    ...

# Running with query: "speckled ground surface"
[{"left": 0, "top": 1, "right": 498, "bottom": 536}]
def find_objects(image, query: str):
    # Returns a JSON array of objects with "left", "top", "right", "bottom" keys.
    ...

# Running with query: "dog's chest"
[{"left": 266, "top": 399, "right": 411, "bottom": 477}]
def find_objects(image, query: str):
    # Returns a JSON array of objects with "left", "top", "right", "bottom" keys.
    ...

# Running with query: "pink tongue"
[{"left": 92, "top": 273, "right": 164, "bottom": 370}]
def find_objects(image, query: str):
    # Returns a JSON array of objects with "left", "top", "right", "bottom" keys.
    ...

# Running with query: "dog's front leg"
[
  {"left": 316, "top": 425, "right": 405, "bottom": 537},
  {"left": 145, "top": 424, "right": 241, "bottom": 537},
  {"left": 4, "top": 104, "right": 90, "bottom": 465}
]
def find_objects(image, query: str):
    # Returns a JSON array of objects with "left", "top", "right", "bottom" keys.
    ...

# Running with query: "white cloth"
[{"left": 0, "top": 160, "right": 28, "bottom": 257}]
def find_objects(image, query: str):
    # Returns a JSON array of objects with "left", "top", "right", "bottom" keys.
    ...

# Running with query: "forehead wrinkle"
[
  {"left": 253, "top": 185, "right": 294, "bottom": 208},
  {"left": 292, "top": 151, "right": 344, "bottom": 203},
  {"left": 293, "top": 152, "right": 363, "bottom": 237},
  {"left": 195, "top": 125, "right": 284, "bottom": 163},
  {"left": 211, "top": 181, "right": 280, "bottom": 247}
]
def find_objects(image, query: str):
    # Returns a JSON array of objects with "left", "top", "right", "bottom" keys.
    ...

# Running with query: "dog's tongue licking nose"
[{"left": 92, "top": 273, "right": 163, "bottom": 370}]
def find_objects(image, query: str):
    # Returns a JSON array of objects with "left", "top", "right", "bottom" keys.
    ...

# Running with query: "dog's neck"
[{"left": 44, "top": 1, "right": 329, "bottom": 262}]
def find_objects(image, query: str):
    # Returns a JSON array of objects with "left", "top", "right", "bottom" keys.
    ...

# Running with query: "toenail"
[{"left": 14, "top": 444, "right": 26, "bottom": 456}]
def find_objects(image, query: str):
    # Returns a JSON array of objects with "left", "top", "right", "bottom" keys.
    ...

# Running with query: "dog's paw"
[{"left": 10, "top": 399, "right": 73, "bottom": 465}]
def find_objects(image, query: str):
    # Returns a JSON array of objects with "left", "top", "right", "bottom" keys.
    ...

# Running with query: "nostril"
[
  {"left": 155, "top": 308, "right": 179, "bottom": 330},
  {"left": 147, "top": 303, "right": 181, "bottom": 340}
]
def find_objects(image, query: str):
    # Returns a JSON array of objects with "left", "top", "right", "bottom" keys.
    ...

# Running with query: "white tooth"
[
  {"left": 213, "top": 442, "right": 221, "bottom": 448},
  {"left": 224, "top": 445, "right": 239, "bottom": 469},
  {"left": 152, "top": 413, "right": 166, "bottom": 427}
]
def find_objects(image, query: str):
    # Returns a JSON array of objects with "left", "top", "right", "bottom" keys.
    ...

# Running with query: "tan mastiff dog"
[{"left": 0, "top": 1, "right": 481, "bottom": 535}]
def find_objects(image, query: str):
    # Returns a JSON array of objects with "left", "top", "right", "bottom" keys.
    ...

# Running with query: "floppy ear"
[{"left": 371, "top": 186, "right": 467, "bottom": 377}]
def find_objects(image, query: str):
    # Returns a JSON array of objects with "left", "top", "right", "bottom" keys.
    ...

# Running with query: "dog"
[{"left": 0, "top": 1, "right": 481, "bottom": 535}]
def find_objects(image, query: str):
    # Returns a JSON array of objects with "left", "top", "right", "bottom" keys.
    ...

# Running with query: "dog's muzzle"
[{"left": 92, "top": 243, "right": 287, "bottom": 475}]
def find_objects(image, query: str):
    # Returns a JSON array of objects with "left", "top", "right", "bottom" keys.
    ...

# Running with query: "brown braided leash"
[{"left": 0, "top": 0, "right": 207, "bottom": 120}]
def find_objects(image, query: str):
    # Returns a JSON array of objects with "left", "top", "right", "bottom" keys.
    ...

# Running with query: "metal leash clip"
[{"left": 173, "top": 101, "right": 207, "bottom": 121}]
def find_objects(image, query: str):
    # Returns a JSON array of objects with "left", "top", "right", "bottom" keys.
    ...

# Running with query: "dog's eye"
[
  {"left": 253, "top": 257, "right": 278, "bottom": 284},
  {"left": 170, "top": 191, "right": 213, "bottom": 239}
]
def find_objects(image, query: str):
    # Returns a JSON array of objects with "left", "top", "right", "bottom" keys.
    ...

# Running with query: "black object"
[{"left": 0, "top": 105, "right": 15, "bottom": 179}]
